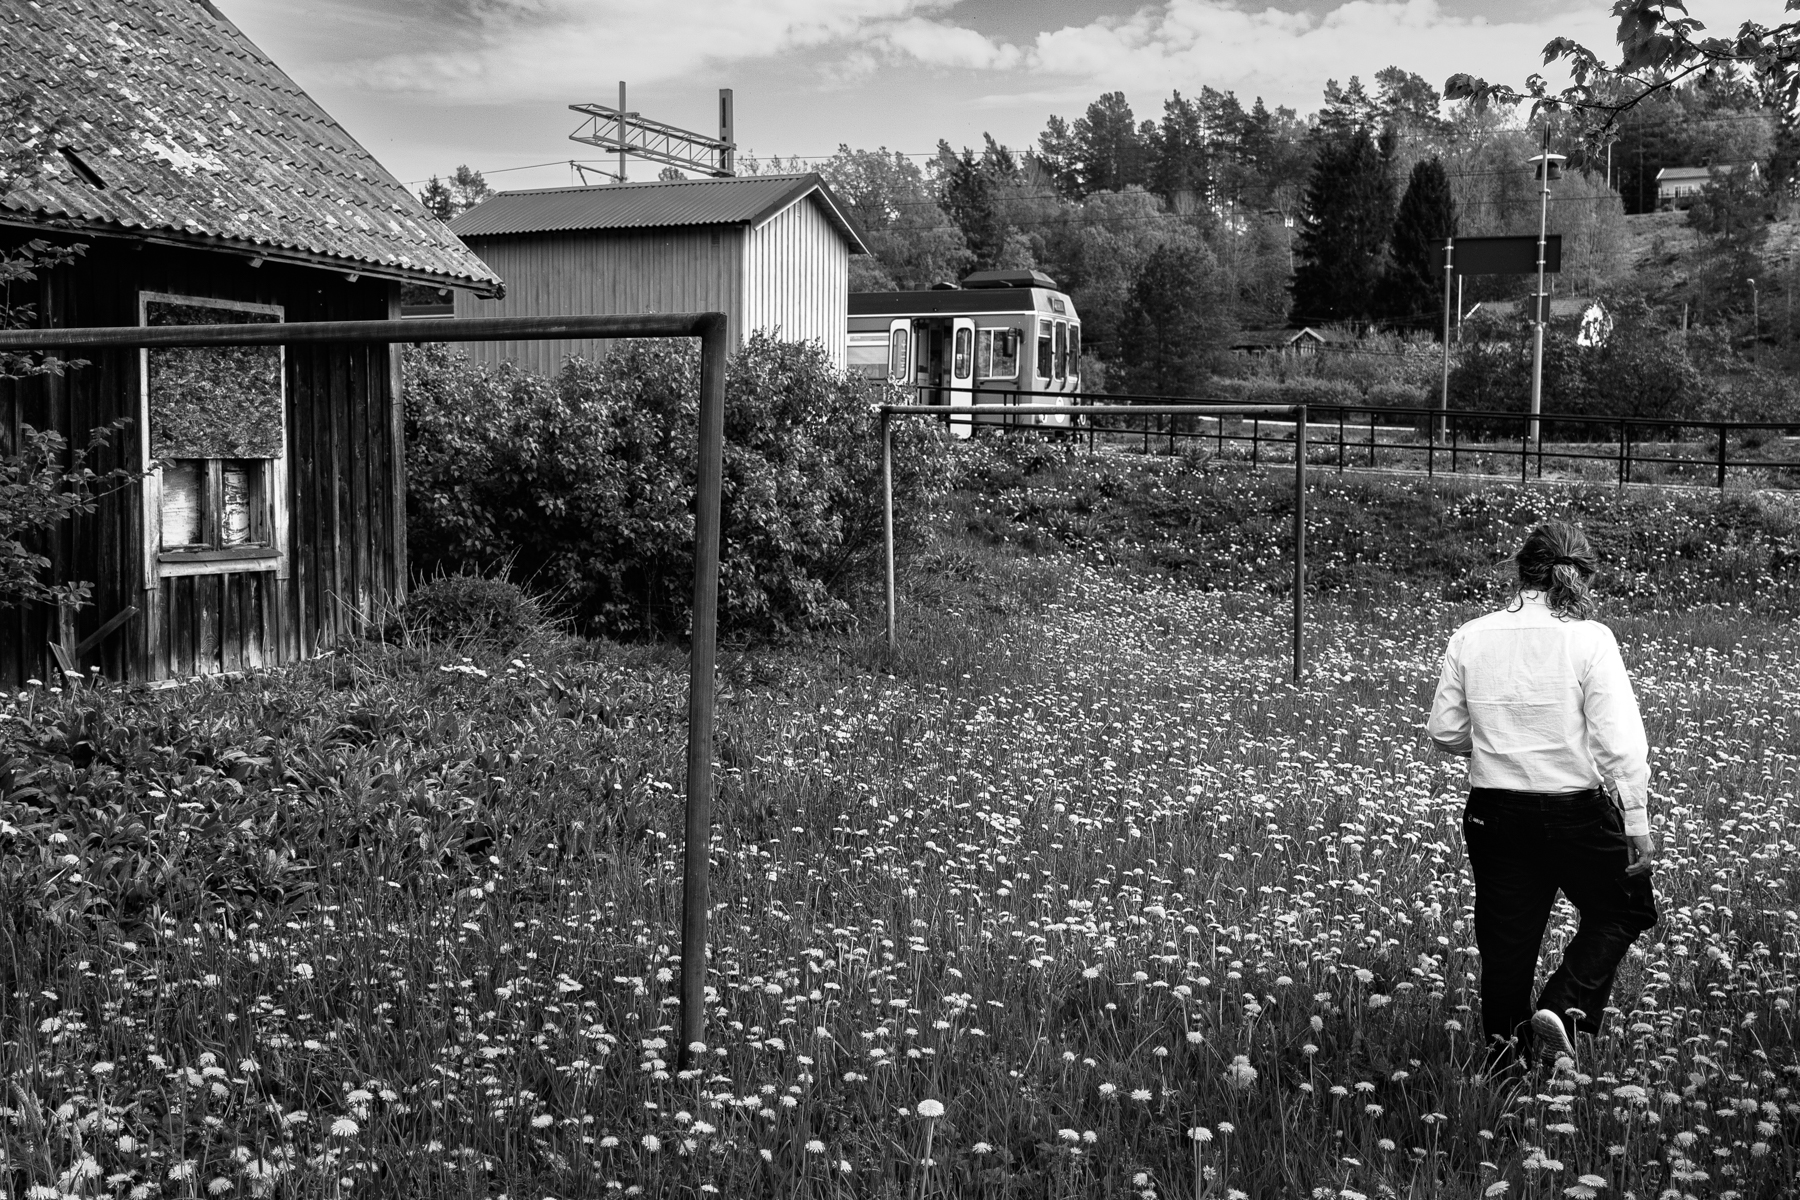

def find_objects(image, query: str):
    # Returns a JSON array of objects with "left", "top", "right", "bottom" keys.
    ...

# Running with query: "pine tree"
[
  {"left": 1072, "top": 92, "right": 1145, "bottom": 194},
  {"left": 1119, "top": 240, "right": 1233, "bottom": 395},
  {"left": 1146, "top": 91, "right": 1208, "bottom": 213},
  {"left": 419, "top": 176, "right": 453, "bottom": 221},
  {"left": 1380, "top": 156, "right": 1457, "bottom": 330},
  {"left": 1290, "top": 126, "right": 1395, "bottom": 326}
]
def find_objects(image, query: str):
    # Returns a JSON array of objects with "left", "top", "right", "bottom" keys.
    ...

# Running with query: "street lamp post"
[{"left": 1527, "top": 126, "right": 1566, "bottom": 447}]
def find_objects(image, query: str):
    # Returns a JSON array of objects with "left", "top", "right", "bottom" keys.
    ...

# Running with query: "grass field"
[{"left": 3, "top": 452, "right": 1799, "bottom": 1200}]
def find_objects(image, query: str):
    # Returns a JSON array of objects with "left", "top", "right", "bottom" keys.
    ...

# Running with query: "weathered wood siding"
[
  {"left": 744, "top": 196, "right": 849, "bottom": 368},
  {"left": 0, "top": 234, "right": 406, "bottom": 687},
  {"left": 453, "top": 228, "right": 745, "bottom": 373}
]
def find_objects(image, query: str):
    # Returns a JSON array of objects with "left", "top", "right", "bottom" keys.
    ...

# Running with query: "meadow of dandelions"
[{"left": 2, "top": 462, "right": 1797, "bottom": 1199}]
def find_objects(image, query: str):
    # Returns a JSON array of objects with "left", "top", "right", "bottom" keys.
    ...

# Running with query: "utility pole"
[
  {"left": 618, "top": 81, "right": 628, "bottom": 183},
  {"left": 1440, "top": 237, "right": 1454, "bottom": 442},
  {"left": 1528, "top": 121, "right": 1560, "bottom": 447}
]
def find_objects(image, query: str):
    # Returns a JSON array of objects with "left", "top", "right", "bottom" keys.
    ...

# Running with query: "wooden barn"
[
  {"left": 0, "top": 0, "right": 503, "bottom": 687},
  {"left": 448, "top": 174, "right": 867, "bottom": 373}
]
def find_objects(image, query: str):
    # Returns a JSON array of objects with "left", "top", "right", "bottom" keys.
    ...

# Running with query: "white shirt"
[{"left": 1426, "top": 591, "right": 1651, "bottom": 836}]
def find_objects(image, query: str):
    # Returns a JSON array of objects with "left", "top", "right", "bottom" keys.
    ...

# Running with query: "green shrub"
[
  {"left": 400, "top": 573, "right": 547, "bottom": 649},
  {"left": 403, "top": 334, "right": 949, "bottom": 638}
]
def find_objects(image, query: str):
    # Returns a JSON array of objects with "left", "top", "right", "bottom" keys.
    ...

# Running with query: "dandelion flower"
[
  {"left": 917, "top": 1099, "right": 944, "bottom": 1118},
  {"left": 642, "top": 1135, "right": 661, "bottom": 1153},
  {"left": 805, "top": 1140, "right": 825, "bottom": 1154},
  {"left": 972, "top": 1142, "right": 993, "bottom": 1154},
  {"left": 1189, "top": 1127, "right": 1212, "bottom": 1143},
  {"left": 1224, "top": 1055, "right": 1258, "bottom": 1090},
  {"left": 330, "top": 1118, "right": 359, "bottom": 1138}
]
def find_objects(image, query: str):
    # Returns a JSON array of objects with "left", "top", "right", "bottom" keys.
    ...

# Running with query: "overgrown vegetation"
[
  {"left": 402, "top": 334, "right": 948, "bottom": 639},
  {"left": 4, "top": 448, "right": 1799, "bottom": 1197}
]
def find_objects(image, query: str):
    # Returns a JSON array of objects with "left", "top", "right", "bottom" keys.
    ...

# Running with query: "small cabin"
[
  {"left": 1, "top": 0, "right": 502, "bottom": 687},
  {"left": 1656, "top": 163, "right": 1760, "bottom": 209},
  {"left": 1230, "top": 328, "right": 1329, "bottom": 357},
  {"left": 449, "top": 174, "right": 869, "bottom": 373}
]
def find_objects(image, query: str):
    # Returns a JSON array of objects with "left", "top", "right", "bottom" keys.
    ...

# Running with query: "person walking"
[{"left": 1427, "top": 520, "right": 1658, "bottom": 1069}]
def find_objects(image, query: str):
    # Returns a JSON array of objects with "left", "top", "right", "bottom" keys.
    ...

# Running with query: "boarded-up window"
[
  {"left": 142, "top": 296, "right": 285, "bottom": 563},
  {"left": 146, "top": 300, "right": 283, "bottom": 461}
]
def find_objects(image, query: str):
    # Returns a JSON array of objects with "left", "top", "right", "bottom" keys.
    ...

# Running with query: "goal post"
[{"left": 878, "top": 402, "right": 1309, "bottom": 681}]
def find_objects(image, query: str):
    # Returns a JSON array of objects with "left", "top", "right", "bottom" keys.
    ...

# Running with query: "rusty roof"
[
  {"left": 450, "top": 173, "right": 870, "bottom": 253},
  {"left": 0, "top": 0, "right": 502, "bottom": 294}
]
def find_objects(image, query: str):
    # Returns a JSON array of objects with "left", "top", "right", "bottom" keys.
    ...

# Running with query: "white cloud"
[
  {"left": 294, "top": 0, "right": 954, "bottom": 99},
  {"left": 874, "top": 17, "right": 1022, "bottom": 70}
]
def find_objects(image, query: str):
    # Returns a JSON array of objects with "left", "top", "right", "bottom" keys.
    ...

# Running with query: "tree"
[
  {"left": 1063, "top": 92, "right": 1147, "bottom": 196},
  {"left": 1379, "top": 157, "right": 1457, "bottom": 330},
  {"left": 419, "top": 165, "right": 493, "bottom": 222},
  {"left": 818, "top": 146, "right": 970, "bottom": 289},
  {"left": 1118, "top": 240, "right": 1233, "bottom": 395},
  {"left": 1291, "top": 126, "right": 1395, "bottom": 326},
  {"left": 934, "top": 136, "right": 1028, "bottom": 271},
  {"left": 419, "top": 176, "right": 454, "bottom": 221},
  {"left": 1145, "top": 91, "right": 1209, "bottom": 214}
]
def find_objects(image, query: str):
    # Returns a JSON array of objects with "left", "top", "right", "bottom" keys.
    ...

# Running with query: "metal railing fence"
[{"left": 893, "top": 384, "right": 1800, "bottom": 491}]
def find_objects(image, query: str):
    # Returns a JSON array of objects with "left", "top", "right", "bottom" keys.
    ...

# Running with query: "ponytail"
[{"left": 1516, "top": 522, "right": 1599, "bottom": 621}]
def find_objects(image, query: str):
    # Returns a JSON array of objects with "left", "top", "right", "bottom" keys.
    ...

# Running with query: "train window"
[
  {"left": 1054, "top": 321, "right": 1068, "bottom": 380},
  {"left": 953, "top": 327, "right": 972, "bottom": 380},
  {"left": 1036, "top": 320, "right": 1053, "bottom": 379},
  {"left": 1069, "top": 326, "right": 1080, "bottom": 379},
  {"left": 977, "top": 328, "right": 1018, "bottom": 380},
  {"left": 888, "top": 326, "right": 910, "bottom": 382}
]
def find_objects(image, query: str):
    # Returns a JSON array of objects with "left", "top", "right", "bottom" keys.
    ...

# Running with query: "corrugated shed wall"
[
  {"left": 453, "top": 229, "right": 744, "bottom": 373},
  {"left": 744, "top": 197, "right": 849, "bottom": 368}
]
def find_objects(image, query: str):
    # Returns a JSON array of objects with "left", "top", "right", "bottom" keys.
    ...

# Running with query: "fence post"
[
  {"left": 1716, "top": 424, "right": 1728, "bottom": 490},
  {"left": 1617, "top": 420, "right": 1626, "bottom": 488},
  {"left": 1252, "top": 418, "right": 1260, "bottom": 466},
  {"left": 1293, "top": 405, "right": 1307, "bottom": 682},
  {"left": 1450, "top": 414, "right": 1458, "bottom": 473},
  {"left": 1521, "top": 426, "right": 1529, "bottom": 483},
  {"left": 1427, "top": 417, "right": 1435, "bottom": 480},
  {"left": 1623, "top": 424, "right": 1631, "bottom": 485},
  {"left": 1368, "top": 415, "right": 1376, "bottom": 468},
  {"left": 1337, "top": 409, "right": 1345, "bottom": 474},
  {"left": 882, "top": 408, "right": 896, "bottom": 653}
]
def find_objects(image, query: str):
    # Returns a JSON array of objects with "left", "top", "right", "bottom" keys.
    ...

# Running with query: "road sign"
[{"left": 1442, "top": 235, "right": 1562, "bottom": 276}]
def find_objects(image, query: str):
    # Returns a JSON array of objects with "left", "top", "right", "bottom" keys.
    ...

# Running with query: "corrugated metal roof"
[
  {"left": 451, "top": 173, "right": 869, "bottom": 252},
  {"left": 0, "top": 0, "right": 501, "bottom": 293}
]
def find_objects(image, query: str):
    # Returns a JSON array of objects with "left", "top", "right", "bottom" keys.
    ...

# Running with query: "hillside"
[{"left": 1618, "top": 209, "right": 1800, "bottom": 311}]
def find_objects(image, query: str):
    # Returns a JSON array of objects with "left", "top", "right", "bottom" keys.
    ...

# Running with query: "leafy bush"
[
  {"left": 404, "top": 334, "right": 949, "bottom": 638},
  {"left": 1206, "top": 376, "right": 1365, "bottom": 409},
  {"left": 398, "top": 573, "right": 548, "bottom": 649}
]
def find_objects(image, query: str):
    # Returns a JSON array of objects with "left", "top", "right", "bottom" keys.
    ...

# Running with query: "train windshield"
[
  {"left": 1070, "top": 325, "right": 1080, "bottom": 378},
  {"left": 1036, "top": 320, "right": 1053, "bottom": 380},
  {"left": 1054, "top": 322, "right": 1067, "bottom": 380}
]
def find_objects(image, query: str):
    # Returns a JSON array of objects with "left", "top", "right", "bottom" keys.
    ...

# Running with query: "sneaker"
[{"left": 1531, "top": 1009, "right": 1576, "bottom": 1066}]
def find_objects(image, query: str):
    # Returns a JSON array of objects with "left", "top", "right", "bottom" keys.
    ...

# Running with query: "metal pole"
[
  {"left": 678, "top": 313, "right": 728, "bottom": 1069},
  {"left": 1617, "top": 420, "right": 1626, "bottom": 488},
  {"left": 618, "top": 81, "right": 628, "bottom": 183},
  {"left": 1293, "top": 406, "right": 1307, "bottom": 682},
  {"left": 1717, "top": 424, "right": 1728, "bottom": 490},
  {"left": 1529, "top": 121, "right": 1550, "bottom": 446},
  {"left": 1440, "top": 237, "right": 1453, "bottom": 442},
  {"left": 882, "top": 410, "right": 896, "bottom": 652}
]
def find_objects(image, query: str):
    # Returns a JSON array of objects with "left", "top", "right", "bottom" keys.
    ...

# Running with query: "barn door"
[{"left": 949, "top": 317, "right": 975, "bottom": 440}]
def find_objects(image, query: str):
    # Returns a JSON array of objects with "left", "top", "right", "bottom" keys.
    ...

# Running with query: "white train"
[{"left": 847, "top": 269, "right": 1082, "bottom": 437}]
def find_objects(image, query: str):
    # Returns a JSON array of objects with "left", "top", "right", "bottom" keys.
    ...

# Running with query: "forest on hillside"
[{"left": 425, "top": 66, "right": 1800, "bottom": 416}]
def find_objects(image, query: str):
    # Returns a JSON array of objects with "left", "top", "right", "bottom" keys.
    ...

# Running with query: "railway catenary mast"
[{"left": 848, "top": 269, "right": 1081, "bottom": 437}]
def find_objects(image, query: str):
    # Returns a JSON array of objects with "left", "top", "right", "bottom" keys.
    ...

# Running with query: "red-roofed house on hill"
[
  {"left": 448, "top": 174, "right": 868, "bottom": 374},
  {"left": 1, "top": 0, "right": 503, "bottom": 686}
]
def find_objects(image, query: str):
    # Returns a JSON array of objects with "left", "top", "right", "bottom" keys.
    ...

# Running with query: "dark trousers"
[{"left": 1462, "top": 787, "right": 1658, "bottom": 1055}]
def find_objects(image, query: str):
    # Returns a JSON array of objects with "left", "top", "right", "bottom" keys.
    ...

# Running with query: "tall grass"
[{"left": 2, "top": 461, "right": 1797, "bottom": 1199}]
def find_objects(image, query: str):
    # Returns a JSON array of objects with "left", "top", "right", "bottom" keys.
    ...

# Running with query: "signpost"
[{"left": 1439, "top": 232, "right": 1564, "bottom": 446}]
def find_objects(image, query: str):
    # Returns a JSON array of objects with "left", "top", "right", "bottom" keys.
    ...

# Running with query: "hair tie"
[{"left": 1551, "top": 556, "right": 1581, "bottom": 568}]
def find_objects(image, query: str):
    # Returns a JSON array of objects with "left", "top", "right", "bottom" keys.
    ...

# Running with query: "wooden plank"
[
  {"left": 248, "top": 571, "right": 269, "bottom": 670},
  {"left": 74, "top": 605, "right": 139, "bottom": 658},
  {"left": 221, "top": 572, "right": 244, "bottom": 674},
  {"left": 169, "top": 576, "right": 194, "bottom": 677},
  {"left": 196, "top": 575, "right": 219, "bottom": 675},
  {"left": 346, "top": 337, "right": 372, "bottom": 632}
]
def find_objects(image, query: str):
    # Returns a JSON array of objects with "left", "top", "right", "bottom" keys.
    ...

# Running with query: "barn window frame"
[{"left": 138, "top": 291, "right": 290, "bottom": 584}]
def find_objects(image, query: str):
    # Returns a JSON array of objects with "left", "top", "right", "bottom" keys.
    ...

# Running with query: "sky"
[{"left": 220, "top": 0, "right": 1775, "bottom": 194}]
